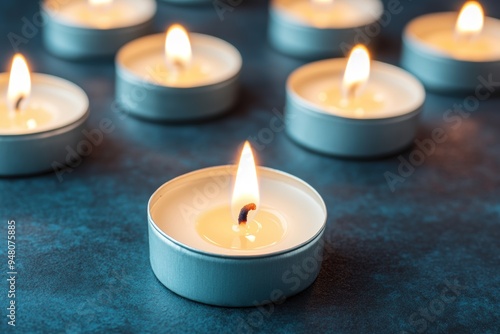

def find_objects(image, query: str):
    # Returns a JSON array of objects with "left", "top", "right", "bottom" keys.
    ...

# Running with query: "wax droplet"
[{"left": 26, "top": 119, "right": 37, "bottom": 129}]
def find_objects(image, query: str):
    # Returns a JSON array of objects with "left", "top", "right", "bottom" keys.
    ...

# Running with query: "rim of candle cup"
[
  {"left": 0, "top": 73, "right": 89, "bottom": 136},
  {"left": 404, "top": 12, "right": 500, "bottom": 63},
  {"left": 116, "top": 33, "right": 242, "bottom": 89},
  {"left": 41, "top": 0, "right": 157, "bottom": 30},
  {"left": 148, "top": 165, "right": 327, "bottom": 259},
  {"left": 271, "top": 0, "right": 383, "bottom": 29},
  {"left": 287, "top": 58, "right": 425, "bottom": 120}
]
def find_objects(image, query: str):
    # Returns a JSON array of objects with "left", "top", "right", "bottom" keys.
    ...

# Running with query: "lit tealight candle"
[
  {"left": 196, "top": 142, "right": 286, "bottom": 250},
  {"left": 0, "top": 55, "right": 52, "bottom": 132},
  {"left": 116, "top": 25, "right": 242, "bottom": 121},
  {"left": 41, "top": 0, "right": 156, "bottom": 59},
  {"left": 320, "top": 45, "right": 384, "bottom": 118},
  {"left": 286, "top": 44, "right": 425, "bottom": 157},
  {"left": 423, "top": 2, "right": 500, "bottom": 60},
  {"left": 268, "top": 0, "right": 383, "bottom": 58},
  {"left": 402, "top": 1, "right": 500, "bottom": 91},
  {"left": 0, "top": 54, "right": 89, "bottom": 176},
  {"left": 148, "top": 142, "right": 326, "bottom": 306}
]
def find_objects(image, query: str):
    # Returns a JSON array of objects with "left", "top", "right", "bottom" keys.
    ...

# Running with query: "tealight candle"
[
  {"left": 116, "top": 24, "right": 241, "bottom": 121},
  {"left": 402, "top": 1, "right": 500, "bottom": 91},
  {"left": 268, "top": 0, "right": 383, "bottom": 58},
  {"left": 148, "top": 142, "right": 326, "bottom": 306},
  {"left": 0, "top": 54, "right": 89, "bottom": 176},
  {"left": 41, "top": 0, "right": 156, "bottom": 59},
  {"left": 286, "top": 45, "right": 425, "bottom": 157}
]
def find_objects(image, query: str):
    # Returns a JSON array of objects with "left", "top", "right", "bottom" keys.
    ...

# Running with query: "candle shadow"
[
  {"left": 0, "top": 169, "right": 56, "bottom": 180},
  {"left": 269, "top": 244, "right": 417, "bottom": 311}
]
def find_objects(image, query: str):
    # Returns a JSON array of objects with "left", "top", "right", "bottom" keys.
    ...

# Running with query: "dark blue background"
[{"left": 1, "top": 0, "right": 499, "bottom": 333}]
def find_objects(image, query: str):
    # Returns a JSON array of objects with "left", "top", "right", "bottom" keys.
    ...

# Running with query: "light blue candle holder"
[
  {"left": 115, "top": 33, "right": 241, "bottom": 122},
  {"left": 402, "top": 12, "right": 500, "bottom": 92},
  {"left": 148, "top": 166, "right": 327, "bottom": 307},
  {"left": 285, "top": 59, "right": 425, "bottom": 158},
  {"left": 0, "top": 74, "right": 89, "bottom": 176},
  {"left": 41, "top": 0, "right": 156, "bottom": 60},
  {"left": 268, "top": 0, "right": 383, "bottom": 59}
]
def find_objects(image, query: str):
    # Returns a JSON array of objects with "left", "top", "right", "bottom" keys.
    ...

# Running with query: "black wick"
[
  {"left": 238, "top": 203, "right": 256, "bottom": 225},
  {"left": 14, "top": 95, "right": 25, "bottom": 112}
]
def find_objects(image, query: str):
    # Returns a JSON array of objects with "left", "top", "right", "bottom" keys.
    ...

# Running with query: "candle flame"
[
  {"left": 232, "top": 141, "right": 260, "bottom": 225},
  {"left": 165, "top": 24, "right": 192, "bottom": 72},
  {"left": 7, "top": 54, "right": 31, "bottom": 113},
  {"left": 342, "top": 45, "right": 370, "bottom": 100},
  {"left": 455, "top": 1, "right": 484, "bottom": 39},
  {"left": 89, "top": 0, "right": 113, "bottom": 6}
]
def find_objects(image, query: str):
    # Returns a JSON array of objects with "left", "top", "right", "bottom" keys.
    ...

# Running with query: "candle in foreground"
[
  {"left": 402, "top": 1, "right": 500, "bottom": 91},
  {"left": 116, "top": 24, "right": 241, "bottom": 121},
  {"left": 286, "top": 45, "right": 425, "bottom": 157},
  {"left": 41, "top": 0, "right": 156, "bottom": 59},
  {"left": 148, "top": 142, "right": 326, "bottom": 306},
  {"left": 0, "top": 54, "right": 89, "bottom": 176},
  {"left": 196, "top": 142, "right": 286, "bottom": 250},
  {"left": 268, "top": 0, "right": 383, "bottom": 58}
]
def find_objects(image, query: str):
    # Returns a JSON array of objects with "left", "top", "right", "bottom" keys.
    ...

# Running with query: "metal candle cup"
[
  {"left": 402, "top": 6, "right": 500, "bottom": 92},
  {"left": 148, "top": 166, "right": 327, "bottom": 307},
  {"left": 268, "top": 0, "right": 383, "bottom": 59},
  {"left": 41, "top": 0, "right": 156, "bottom": 59},
  {"left": 285, "top": 56, "right": 425, "bottom": 158},
  {"left": 0, "top": 74, "right": 89, "bottom": 176},
  {"left": 115, "top": 32, "right": 241, "bottom": 121}
]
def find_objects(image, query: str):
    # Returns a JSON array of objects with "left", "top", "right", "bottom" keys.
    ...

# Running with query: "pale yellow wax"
[
  {"left": 196, "top": 205, "right": 286, "bottom": 250},
  {"left": 425, "top": 30, "right": 500, "bottom": 61},
  {"left": 285, "top": 0, "right": 366, "bottom": 28},
  {"left": 60, "top": 2, "right": 137, "bottom": 29},
  {"left": 145, "top": 60, "right": 211, "bottom": 87},
  {"left": 0, "top": 102, "right": 53, "bottom": 132},
  {"left": 317, "top": 86, "right": 385, "bottom": 118}
]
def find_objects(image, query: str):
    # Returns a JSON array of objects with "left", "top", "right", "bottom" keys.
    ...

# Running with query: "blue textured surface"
[{"left": 1, "top": 0, "right": 499, "bottom": 333}]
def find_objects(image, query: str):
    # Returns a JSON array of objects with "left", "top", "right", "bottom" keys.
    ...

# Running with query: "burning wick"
[
  {"left": 238, "top": 203, "right": 257, "bottom": 224},
  {"left": 14, "top": 96, "right": 25, "bottom": 112}
]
